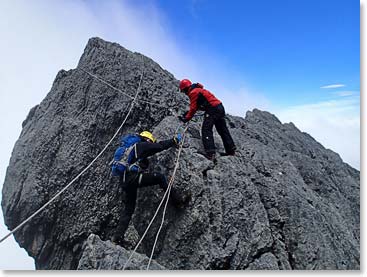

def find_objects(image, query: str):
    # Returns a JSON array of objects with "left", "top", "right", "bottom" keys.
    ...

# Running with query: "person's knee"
[
  {"left": 202, "top": 123, "right": 213, "bottom": 133},
  {"left": 153, "top": 173, "right": 168, "bottom": 188},
  {"left": 156, "top": 174, "right": 168, "bottom": 190},
  {"left": 123, "top": 198, "right": 136, "bottom": 214},
  {"left": 124, "top": 203, "right": 134, "bottom": 213}
]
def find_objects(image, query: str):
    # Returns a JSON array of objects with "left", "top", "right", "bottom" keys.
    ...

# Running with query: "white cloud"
[
  {"left": 215, "top": 86, "right": 271, "bottom": 117},
  {"left": 333, "top": 90, "right": 357, "bottom": 97},
  {"left": 320, "top": 84, "right": 346, "bottom": 89},
  {"left": 275, "top": 96, "right": 360, "bottom": 170},
  {"left": 89, "top": 1, "right": 200, "bottom": 79}
]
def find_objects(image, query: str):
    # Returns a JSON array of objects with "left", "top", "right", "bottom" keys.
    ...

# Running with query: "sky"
[{"left": 0, "top": 0, "right": 361, "bottom": 270}]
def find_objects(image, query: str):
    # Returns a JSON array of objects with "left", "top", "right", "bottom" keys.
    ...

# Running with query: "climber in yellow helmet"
[{"left": 110, "top": 130, "right": 189, "bottom": 246}]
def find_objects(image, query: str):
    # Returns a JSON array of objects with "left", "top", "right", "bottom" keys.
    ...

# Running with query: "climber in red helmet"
[{"left": 178, "top": 79, "right": 236, "bottom": 160}]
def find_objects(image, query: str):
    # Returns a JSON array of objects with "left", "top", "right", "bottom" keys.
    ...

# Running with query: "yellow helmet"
[{"left": 139, "top": 131, "right": 156, "bottom": 143}]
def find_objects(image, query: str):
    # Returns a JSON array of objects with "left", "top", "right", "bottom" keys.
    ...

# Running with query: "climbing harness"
[
  {"left": 194, "top": 112, "right": 205, "bottom": 117},
  {"left": 0, "top": 60, "right": 145, "bottom": 244},
  {"left": 122, "top": 123, "right": 190, "bottom": 270}
]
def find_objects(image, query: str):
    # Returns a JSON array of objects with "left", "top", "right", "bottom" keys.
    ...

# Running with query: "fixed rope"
[
  {"left": 78, "top": 68, "right": 175, "bottom": 111},
  {"left": 78, "top": 68, "right": 210, "bottom": 121},
  {"left": 122, "top": 123, "right": 190, "bottom": 270},
  {"left": 79, "top": 68, "right": 134, "bottom": 100},
  {"left": 146, "top": 124, "right": 189, "bottom": 269},
  {"left": 0, "top": 65, "right": 145, "bottom": 244}
]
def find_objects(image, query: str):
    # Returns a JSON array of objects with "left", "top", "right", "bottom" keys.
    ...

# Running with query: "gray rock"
[
  {"left": 247, "top": 253, "right": 279, "bottom": 270},
  {"left": 77, "top": 234, "right": 165, "bottom": 270},
  {"left": 1, "top": 37, "right": 359, "bottom": 270}
]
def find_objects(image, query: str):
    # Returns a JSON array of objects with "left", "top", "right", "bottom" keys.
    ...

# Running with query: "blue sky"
[
  {"left": 0, "top": 0, "right": 361, "bottom": 270},
  {"left": 139, "top": 0, "right": 360, "bottom": 106}
]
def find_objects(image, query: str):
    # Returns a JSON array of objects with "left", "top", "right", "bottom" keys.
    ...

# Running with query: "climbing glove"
[
  {"left": 178, "top": 112, "right": 189, "bottom": 123},
  {"left": 178, "top": 115, "right": 188, "bottom": 123},
  {"left": 174, "top": 133, "right": 182, "bottom": 144}
]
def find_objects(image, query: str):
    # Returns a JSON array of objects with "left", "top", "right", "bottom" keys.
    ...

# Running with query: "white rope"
[
  {"left": 0, "top": 67, "right": 144, "bottom": 244},
  {"left": 79, "top": 68, "right": 174, "bottom": 110},
  {"left": 122, "top": 124, "right": 189, "bottom": 270},
  {"left": 79, "top": 68, "right": 134, "bottom": 100},
  {"left": 146, "top": 125, "right": 189, "bottom": 269}
]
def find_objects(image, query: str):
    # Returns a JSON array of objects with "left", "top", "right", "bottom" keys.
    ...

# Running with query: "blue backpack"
[{"left": 111, "top": 134, "right": 142, "bottom": 176}]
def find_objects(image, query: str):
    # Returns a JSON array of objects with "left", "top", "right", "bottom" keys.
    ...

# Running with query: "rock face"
[
  {"left": 77, "top": 234, "right": 165, "bottom": 270},
  {"left": 2, "top": 37, "right": 360, "bottom": 270}
]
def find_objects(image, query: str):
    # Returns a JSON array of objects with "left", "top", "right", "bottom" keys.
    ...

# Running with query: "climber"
[
  {"left": 178, "top": 79, "right": 236, "bottom": 160},
  {"left": 110, "top": 131, "right": 188, "bottom": 246}
]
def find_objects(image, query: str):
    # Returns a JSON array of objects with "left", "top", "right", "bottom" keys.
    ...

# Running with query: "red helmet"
[{"left": 179, "top": 79, "right": 192, "bottom": 91}]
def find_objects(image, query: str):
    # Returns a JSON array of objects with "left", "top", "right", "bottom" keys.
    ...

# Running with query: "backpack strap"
[
  {"left": 113, "top": 143, "right": 141, "bottom": 172},
  {"left": 126, "top": 144, "right": 140, "bottom": 171}
]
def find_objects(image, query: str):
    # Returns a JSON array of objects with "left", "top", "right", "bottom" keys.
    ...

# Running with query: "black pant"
[
  {"left": 202, "top": 103, "right": 236, "bottom": 154},
  {"left": 115, "top": 171, "right": 180, "bottom": 239}
]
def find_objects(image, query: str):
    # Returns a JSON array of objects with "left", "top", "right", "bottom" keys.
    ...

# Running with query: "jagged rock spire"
[{"left": 2, "top": 37, "right": 359, "bottom": 270}]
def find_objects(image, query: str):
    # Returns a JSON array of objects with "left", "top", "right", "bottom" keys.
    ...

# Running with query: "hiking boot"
[
  {"left": 178, "top": 191, "right": 192, "bottom": 208},
  {"left": 181, "top": 191, "right": 192, "bottom": 205},
  {"left": 197, "top": 150, "right": 216, "bottom": 161},
  {"left": 111, "top": 235, "right": 125, "bottom": 247},
  {"left": 170, "top": 189, "right": 191, "bottom": 209},
  {"left": 206, "top": 152, "right": 216, "bottom": 161},
  {"left": 219, "top": 150, "right": 236, "bottom": 156}
]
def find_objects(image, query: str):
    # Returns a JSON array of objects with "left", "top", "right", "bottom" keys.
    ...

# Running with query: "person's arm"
[
  {"left": 136, "top": 139, "right": 176, "bottom": 159},
  {"left": 185, "top": 90, "right": 199, "bottom": 121}
]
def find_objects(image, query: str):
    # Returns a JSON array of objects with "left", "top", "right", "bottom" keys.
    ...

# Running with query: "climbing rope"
[
  {"left": 122, "top": 123, "right": 190, "bottom": 270},
  {"left": 79, "top": 68, "right": 134, "bottom": 100},
  {"left": 78, "top": 68, "right": 177, "bottom": 111},
  {"left": 0, "top": 63, "right": 145, "bottom": 244},
  {"left": 78, "top": 68, "right": 210, "bottom": 122},
  {"left": 146, "top": 124, "right": 189, "bottom": 269}
]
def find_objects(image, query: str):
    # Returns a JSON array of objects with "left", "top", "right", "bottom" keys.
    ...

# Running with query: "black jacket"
[{"left": 130, "top": 139, "right": 176, "bottom": 170}]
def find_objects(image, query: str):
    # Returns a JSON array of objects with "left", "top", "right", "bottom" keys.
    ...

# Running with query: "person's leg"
[
  {"left": 215, "top": 117, "right": 236, "bottom": 154},
  {"left": 113, "top": 175, "right": 138, "bottom": 243},
  {"left": 201, "top": 112, "right": 216, "bottom": 157},
  {"left": 213, "top": 104, "right": 236, "bottom": 154},
  {"left": 138, "top": 172, "right": 188, "bottom": 207},
  {"left": 137, "top": 172, "right": 167, "bottom": 188}
]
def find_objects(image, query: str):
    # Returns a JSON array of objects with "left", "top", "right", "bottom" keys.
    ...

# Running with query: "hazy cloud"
[
  {"left": 216, "top": 86, "right": 271, "bottom": 117},
  {"left": 320, "top": 84, "right": 346, "bottom": 89},
  {"left": 276, "top": 96, "right": 360, "bottom": 169},
  {"left": 334, "top": 91, "right": 357, "bottom": 97}
]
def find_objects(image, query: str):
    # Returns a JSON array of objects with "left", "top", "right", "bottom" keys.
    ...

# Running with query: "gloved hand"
[
  {"left": 174, "top": 133, "right": 182, "bottom": 144},
  {"left": 178, "top": 112, "right": 189, "bottom": 123},
  {"left": 178, "top": 116, "right": 188, "bottom": 123}
]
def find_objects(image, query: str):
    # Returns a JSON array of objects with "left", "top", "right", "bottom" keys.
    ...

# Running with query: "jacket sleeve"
[
  {"left": 136, "top": 139, "right": 176, "bottom": 159},
  {"left": 185, "top": 90, "right": 199, "bottom": 120}
]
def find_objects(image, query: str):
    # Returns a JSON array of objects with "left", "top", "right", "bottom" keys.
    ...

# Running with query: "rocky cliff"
[{"left": 2, "top": 37, "right": 360, "bottom": 270}]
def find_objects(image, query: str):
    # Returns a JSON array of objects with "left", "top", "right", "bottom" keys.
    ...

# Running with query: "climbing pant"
[
  {"left": 115, "top": 171, "right": 182, "bottom": 240},
  {"left": 202, "top": 103, "right": 236, "bottom": 154}
]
